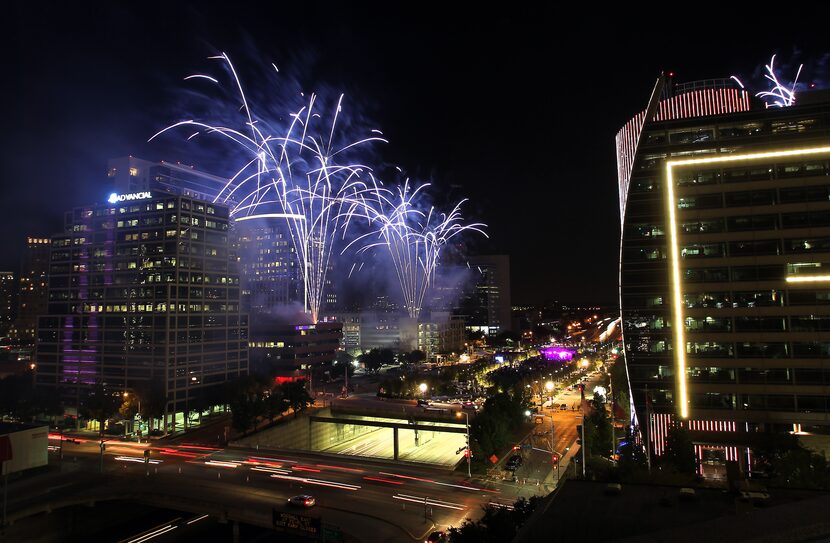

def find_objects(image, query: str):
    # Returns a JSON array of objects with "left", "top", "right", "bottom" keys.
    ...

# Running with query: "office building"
[
  {"left": 107, "top": 156, "right": 230, "bottom": 204},
  {"left": 0, "top": 272, "right": 15, "bottom": 338},
  {"left": 461, "top": 255, "right": 512, "bottom": 335},
  {"left": 35, "top": 190, "right": 248, "bottom": 430},
  {"left": 249, "top": 321, "right": 342, "bottom": 376},
  {"left": 617, "top": 75, "right": 830, "bottom": 475},
  {"left": 236, "top": 219, "right": 300, "bottom": 316},
  {"left": 11, "top": 237, "right": 51, "bottom": 344}
]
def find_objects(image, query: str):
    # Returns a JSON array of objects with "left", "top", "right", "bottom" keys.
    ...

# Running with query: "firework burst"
[
  {"left": 151, "top": 53, "right": 386, "bottom": 323},
  {"left": 343, "top": 179, "right": 487, "bottom": 319}
]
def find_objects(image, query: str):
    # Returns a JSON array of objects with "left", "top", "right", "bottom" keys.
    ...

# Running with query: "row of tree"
[{"left": 227, "top": 375, "right": 314, "bottom": 434}]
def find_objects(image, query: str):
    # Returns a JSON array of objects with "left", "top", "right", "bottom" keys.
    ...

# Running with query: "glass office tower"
[
  {"left": 36, "top": 191, "right": 248, "bottom": 430},
  {"left": 617, "top": 77, "right": 830, "bottom": 474}
]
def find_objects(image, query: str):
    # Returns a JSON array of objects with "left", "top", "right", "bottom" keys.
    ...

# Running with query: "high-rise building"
[
  {"left": 11, "top": 237, "right": 51, "bottom": 344},
  {"left": 36, "top": 190, "right": 248, "bottom": 430},
  {"left": 0, "top": 272, "right": 15, "bottom": 338},
  {"left": 107, "top": 156, "right": 230, "bottom": 204},
  {"left": 236, "top": 220, "right": 300, "bottom": 316},
  {"left": 461, "top": 255, "right": 512, "bottom": 335},
  {"left": 617, "top": 75, "right": 830, "bottom": 475}
]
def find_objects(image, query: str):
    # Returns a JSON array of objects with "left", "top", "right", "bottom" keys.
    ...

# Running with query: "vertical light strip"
[
  {"left": 665, "top": 145, "right": 830, "bottom": 420},
  {"left": 665, "top": 160, "right": 688, "bottom": 418}
]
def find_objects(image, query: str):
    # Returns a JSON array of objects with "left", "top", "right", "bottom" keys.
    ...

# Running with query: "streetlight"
[
  {"left": 419, "top": 383, "right": 428, "bottom": 396},
  {"left": 545, "top": 381, "right": 554, "bottom": 406},
  {"left": 456, "top": 411, "right": 471, "bottom": 478}
]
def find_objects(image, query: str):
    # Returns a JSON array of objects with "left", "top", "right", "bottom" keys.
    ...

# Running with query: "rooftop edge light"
[{"left": 665, "top": 145, "right": 830, "bottom": 419}]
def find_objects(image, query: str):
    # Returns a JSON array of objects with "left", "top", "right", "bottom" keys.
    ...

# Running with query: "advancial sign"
[{"left": 108, "top": 191, "right": 152, "bottom": 204}]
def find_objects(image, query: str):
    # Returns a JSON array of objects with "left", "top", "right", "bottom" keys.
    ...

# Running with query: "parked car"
[
  {"left": 287, "top": 495, "right": 316, "bottom": 508},
  {"left": 426, "top": 531, "right": 448, "bottom": 543}
]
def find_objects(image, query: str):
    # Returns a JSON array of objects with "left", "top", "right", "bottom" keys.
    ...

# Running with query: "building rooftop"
[{"left": 515, "top": 480, "right": 830, "bottom": 543}]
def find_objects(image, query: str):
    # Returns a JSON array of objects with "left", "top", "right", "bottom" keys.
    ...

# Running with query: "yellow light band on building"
[
  {"left": 665, "top": 145, "right": 830, "bottom": 420},
  {"left": 786, "top": 275, "right": 830, "bottom": 283}
]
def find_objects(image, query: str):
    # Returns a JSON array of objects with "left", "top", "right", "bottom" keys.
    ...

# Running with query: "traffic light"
[{"left": 551, "top": 454, "right": 559, "bottom": 465}]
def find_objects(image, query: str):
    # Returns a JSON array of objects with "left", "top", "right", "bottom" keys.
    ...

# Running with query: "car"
[
  {"left": 425, "top": 531, "right": 447, "bottom": 543},
  {"left": 287, "top": 495, "right": 316, "bottom": 508},
  {"left": 461, "top": 401, "right": 476, "bottom": 410},
  {"left": 505, "top": 454, "right": 523, "bottom": 471},
  {"left": 604, "top": 483, "right": 622, "bottom": 496},
  {"left": 740, "top": 490, "right": 770, "bottom": 505},
  {"left": 417, "top": 399, "right": 430, "bottom": 407}
]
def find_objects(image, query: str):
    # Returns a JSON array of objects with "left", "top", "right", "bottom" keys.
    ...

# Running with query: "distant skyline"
[{"left": 4, "top": 4, "right": 829, "bottom": 304}]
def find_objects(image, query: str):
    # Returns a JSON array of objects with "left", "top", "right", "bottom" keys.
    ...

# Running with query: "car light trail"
[
  {"left": 123, "top": 523, "right": 178, "bottom": 543},
  {"left": 186, "top": 514, "right": 210, "bottom": 525},
  {"left": 362, "top": 476, "right": 403, "bottom": 485},
  {"left": 392, "top": 494, "right": 465, "bottom": 511},
  {"left": 316, "top": 463, "right": 364, "bottom": 473},
  {"left": 250, "top": 466, "right": 292, "bottom": 475},
  {"left": 114, "top": 456, "right": 162, "bottom": 465},
  {"left": 291, "top": 465, "right": 322, "bottom": 473},
  {"left": 248, "top": 455, "right": 297, "bottom": 464},
  {"left": 202, "top": 460, "right": 241, "bottom": 469},
  {"left": 269, "top": 474, "right": 361, "bottom": 491},
  {"left": 378, "top": 472, "right": 496, "bottom": 492}
]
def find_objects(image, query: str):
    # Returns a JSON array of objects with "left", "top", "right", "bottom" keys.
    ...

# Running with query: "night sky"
[{"left": 4, "top": 4, "right": 829, "bottom": 305}]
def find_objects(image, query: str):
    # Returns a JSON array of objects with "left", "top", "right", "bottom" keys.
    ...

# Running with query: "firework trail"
[
  {"left": 342, "top": 179, "right": 487, "bottom": 319},
  {"left": 732, "top": 54, "right": 803, "bottom": 108},
  {"left": 151, "top": 53, "right": 386, "bottom": 323}
]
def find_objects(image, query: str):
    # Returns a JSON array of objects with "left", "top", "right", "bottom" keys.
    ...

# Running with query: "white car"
[{"left": 288, "top": 495, "right": 316, "bottom": 507}]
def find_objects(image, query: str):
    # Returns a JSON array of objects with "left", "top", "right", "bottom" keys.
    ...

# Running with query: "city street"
[{"left": 5, "top": 433, "right": 512, "bottom": 542}]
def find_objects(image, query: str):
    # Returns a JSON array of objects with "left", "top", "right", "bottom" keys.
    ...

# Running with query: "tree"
[
  {"left": 359, "top": 348, "right": 395, "bottom": 373},
  {"left": 83, "top": 383, "right": 120, "bottom": 436},
  {"left": 134, "top": 378, "right": 168, "bottom": 434},
  {"left": 265, "top": 387, "right": 289, "bottom": 421},
  {"left": 404, "top": 350, "right": 426, "bottom": 364},
  {"left": 754, "top": 432, "right": 830, "bottom": 489},
  {"left": 615, "top": 428, "right": 648, "bottom": 480},
  {"left": 228, "top": 375, "right": 265, "bottom": 433},
  {"left": 448, "top": 496, "right": 540, "bottom": 542},
  {"left": 282, "top": 379, "right": 314, "bottom": 417},
  {"left": 584, "top": 392, "right": 613, "bottom": 458},
  {"left": 662, "top": 421, "right": 696, "bottom": 475}
]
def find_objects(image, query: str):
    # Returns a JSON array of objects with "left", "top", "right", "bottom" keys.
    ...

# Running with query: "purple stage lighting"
[{"left": 540, "top": 346, "right": 575, "bottom": 361}]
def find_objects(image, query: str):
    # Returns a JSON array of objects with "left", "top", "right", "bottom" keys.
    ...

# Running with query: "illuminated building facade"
[
  {"left": 35, "top": 191, "right": 248, "bottom": 429},
  {"left": 11, "top": 237, "right": 51, "bottom": 343},
  {"left": 618, "top": 76, "right": 830, "bottom": 474}
]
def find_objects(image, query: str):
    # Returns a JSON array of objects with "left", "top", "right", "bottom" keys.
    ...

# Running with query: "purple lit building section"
[{"left": 540, "top": 346, "right": 575, "bottom": 362}]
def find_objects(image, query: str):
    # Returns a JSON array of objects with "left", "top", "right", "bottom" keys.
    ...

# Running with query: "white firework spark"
[
  {"left": 151, "top": 52, "right": 386, "bottom": 323},
  {"left": 755, "top": 54, "right": 803, "bottom": 108},
  {"left": 343, "top": 179, "right": 487, "bottom": 319}
]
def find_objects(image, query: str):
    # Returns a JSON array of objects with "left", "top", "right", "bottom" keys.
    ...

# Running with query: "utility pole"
[
  {"left": 610, "top": 381, "right": 615, "bottom": 460},
  {"left": 99, "top": 440, "right": 106, "bottom": 473},
  {"left": 645, "top": 384, "right": 652, "bottom": 473},
  {"left": 580, "top": 416, "right": 586, "bottom": 478}
]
